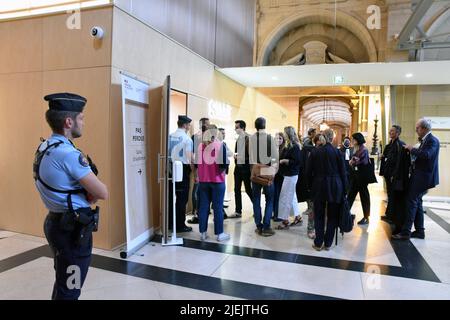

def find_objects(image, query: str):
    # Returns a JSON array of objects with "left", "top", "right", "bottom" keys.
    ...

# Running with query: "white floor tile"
[
  {"left": 0, "top": 230, "right": 18, "bottom": 238},
  {"left": 361, "top": 273, "right": 450, "bottom": 300},
  {"left": 155, "top": 282, "right": 241, "bottom": 300},
  {"left": 211, "top": 254, "right": 365, "bottom": 300},
  {"left": 99, "top": 244, "right": 230, "bottom": 276},
  {"left": 0, "top": 237, "right": 44, "bottom": 260},
  {"left": 0, "top": 257, "right": 54, "bottom": 300}
]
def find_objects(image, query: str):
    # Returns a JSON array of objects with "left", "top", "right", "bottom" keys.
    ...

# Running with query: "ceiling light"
[
  {"left": 271, "top": 76, "right": 279, "bottom": 81},
  {"left": 405, "top": 73, "right": 413, "bottom": 78}
]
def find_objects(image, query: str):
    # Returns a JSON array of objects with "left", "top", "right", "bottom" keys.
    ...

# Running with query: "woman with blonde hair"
[{"left": 276, "top": 126, "right": 303, "bottom": 229}]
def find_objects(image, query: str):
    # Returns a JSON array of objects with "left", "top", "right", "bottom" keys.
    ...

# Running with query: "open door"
[{"left": 159, "top": 75, "right": 171, "bottom": 244}]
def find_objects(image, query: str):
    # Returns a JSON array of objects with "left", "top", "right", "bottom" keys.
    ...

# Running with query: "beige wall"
[
  {"left": 393, "top": 85, "right": 450, "bottom": 198},
  {"left": 417, "top": 85, "right": 450, "bottom": 198},
  {"left": 0, "top": 7, "right": 114, "bottom": 249},
  {"left": 0, "top": 5, "right": 307, "bottom": 250},
  {"left": 110, "top": 6, "right": 297, "bottom": 247}
]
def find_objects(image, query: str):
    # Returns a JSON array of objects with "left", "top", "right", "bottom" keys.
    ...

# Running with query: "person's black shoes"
[
  {"left": 411, "top": 231, "right": 425, "bottom": 239},
  {"left": 187, "top": 216, "right": 199, "bottom": 224},
  {"left": 229, "top": 212, "right": 242, "bottom": 218},
  {"left": 179, "top": 225, "right": 193, "bottom": 233},
  {"left": 391, "top": 233, "right": 410, "bottom": 240},
  {"left": 169, "top": 225, "right": 193, "bottom": 233},
  {"left": 357, "top": 217, "right": 369, "bottom": 225}
]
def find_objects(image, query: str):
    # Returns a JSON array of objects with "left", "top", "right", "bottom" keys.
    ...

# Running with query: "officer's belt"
[{"left": 48, "top": 208, "right": 92, "bottom": 220}]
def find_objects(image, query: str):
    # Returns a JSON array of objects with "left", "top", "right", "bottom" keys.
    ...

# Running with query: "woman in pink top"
[{"left": 195, "top": 125, "right": 230, "bottom": 242}]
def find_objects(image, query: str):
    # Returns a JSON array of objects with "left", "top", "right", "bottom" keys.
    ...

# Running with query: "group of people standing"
[
  {"left": 168, "top": 114, "right": 440, "bottom": 248},
  {"left": 380, "top": 119, "right": 440, "bottom": 240}
]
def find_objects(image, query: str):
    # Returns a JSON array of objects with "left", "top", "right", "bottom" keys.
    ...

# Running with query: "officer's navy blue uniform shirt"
[{"left": 35, "top": 134, "right": 92, "bottom": 211}]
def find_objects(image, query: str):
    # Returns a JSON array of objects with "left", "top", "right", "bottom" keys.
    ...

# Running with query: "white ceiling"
[{"left": 217, "top": 61, "right": 450, "bottom": 88}]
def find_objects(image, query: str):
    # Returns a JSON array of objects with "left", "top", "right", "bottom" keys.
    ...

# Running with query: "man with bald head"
[{"left": 392, "top": 118, "right": 440, "bottom": 240}]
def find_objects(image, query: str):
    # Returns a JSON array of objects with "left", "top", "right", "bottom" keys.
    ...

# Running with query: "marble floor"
[{"left": 1, "top": 178, "right": 450, "bottom": 300}]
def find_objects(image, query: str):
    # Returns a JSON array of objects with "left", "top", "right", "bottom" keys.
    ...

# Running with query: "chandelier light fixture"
[{"left": 320, "top": 98, "right": 329, "bottom": 131}]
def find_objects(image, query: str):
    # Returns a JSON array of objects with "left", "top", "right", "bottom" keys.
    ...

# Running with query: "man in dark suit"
[
  {"left": 392, "top": 118, "right": 440, "bottom": 240},
  {"left": 232, "top": 120, "right": 253, "bottom": 218},
  {"left": 380, "top": 125, "right": 405, "bottom": 222}
]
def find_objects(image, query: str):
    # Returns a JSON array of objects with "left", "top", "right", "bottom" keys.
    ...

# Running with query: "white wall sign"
[
  {"left": 208, "top": 100, "right": 232, "bottom": 121},
  {"left": 121, "top": 73, "right": 151, "bottom": 258},
  {"left": 427, "top": 117, "right": 450, "bottom": 130}
]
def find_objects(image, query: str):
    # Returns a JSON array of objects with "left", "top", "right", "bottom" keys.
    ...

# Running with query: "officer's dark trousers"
[
  {"left": 234, "top": 166, "right": 253, "bottom": 214},
  {"left": 169, "top": 164, "right": 191, "bottom": 229},
  {"left": 44, "top": 213, "right": 92, "bottom": 300},
  {"left": 348, "top": 177, "right": 371, "bottom": 219},
  {"left": 313, "top": 201, "right": 340, "bottom": 248}
]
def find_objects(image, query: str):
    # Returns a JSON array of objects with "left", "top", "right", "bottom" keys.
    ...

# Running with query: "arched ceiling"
[
  {"left": 302, "top": 99, "right": 352, "bottom": 127},
  {"left": 270, "top": 23, "right": 369, "bottom": 65},
  {"left": 257, "top": 9, "right": 378, "bottom": 66}
]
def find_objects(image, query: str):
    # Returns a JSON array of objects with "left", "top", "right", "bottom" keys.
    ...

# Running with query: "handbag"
[
  {"left": 356, "top": 157, "right": 377, "bottom": 185},
  {"left": 251, "top": 163, "right": 276, "bottom": 186},
  {"left": 335, "top": 196, "right": 355, "bottom": 245},
  {"left": 339, "top": 196, "right": 355, "bottom": 234}
]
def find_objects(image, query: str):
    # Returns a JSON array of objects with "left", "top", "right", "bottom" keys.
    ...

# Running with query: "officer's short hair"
[
  {"left": 45, "top": 109, "right": 79, "bottom": 133},
  {"left": 199, "top": 118, "right": 209, "bottom": 126},
  {"left": 255, "top": 117, "right": 266, "bottom": 130},
  {"left": 392, "top": 125, "right": 402, "bottom": 135}
]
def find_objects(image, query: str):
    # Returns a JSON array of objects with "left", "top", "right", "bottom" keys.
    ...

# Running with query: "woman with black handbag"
[{"left": 348, "top": 132, "right": 376, "bottom": 225}]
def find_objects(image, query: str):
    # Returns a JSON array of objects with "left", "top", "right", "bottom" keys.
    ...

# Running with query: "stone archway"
[{"left": 257, "top": 9, "right": 378, "bottom": 66}]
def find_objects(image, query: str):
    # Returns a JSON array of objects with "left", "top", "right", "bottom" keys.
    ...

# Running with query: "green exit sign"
[{"left": 334, "top": 75, "right": 344, "bottom": 84}]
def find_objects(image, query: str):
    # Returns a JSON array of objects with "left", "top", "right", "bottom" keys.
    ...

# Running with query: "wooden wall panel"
[
  {"left": 215, "top": 0, "right": 256, "bottom": 68},
  {"left": 148, "top": 86, "right": 163, "bottom": 231},
  {"left": 113, "top": 0, "right": 255, "bottom": 67},
  {"left": 42, "top": 67, "right": 112, "bottom": 249},
  {"left": 0, "top": 72, "right": 46, "bottom": 235},
  {"left": 0, "top": 7, "right": 115, "bottom": 249},
  {"left": 42, "top": 7, "right": 112, "bottom": 70},
  {"left": 0, "top": 17, "right": 43, "bottom": 74}
]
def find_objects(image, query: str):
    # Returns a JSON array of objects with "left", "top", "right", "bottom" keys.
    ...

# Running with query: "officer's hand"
[
  {"left": 87, "top": 193, "right": 99, "bottom": 204},
  {"left": 87, "top": 155, "right": 99, "bottom": 175}
]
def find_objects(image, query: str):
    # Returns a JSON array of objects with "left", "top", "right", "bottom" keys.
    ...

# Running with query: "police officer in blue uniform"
[
  {"left": 34, "top": 93, "right": 108, "bottom": 300},
  {"left": 168, "top": 115, "right": 194, "bottom": 232}
]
